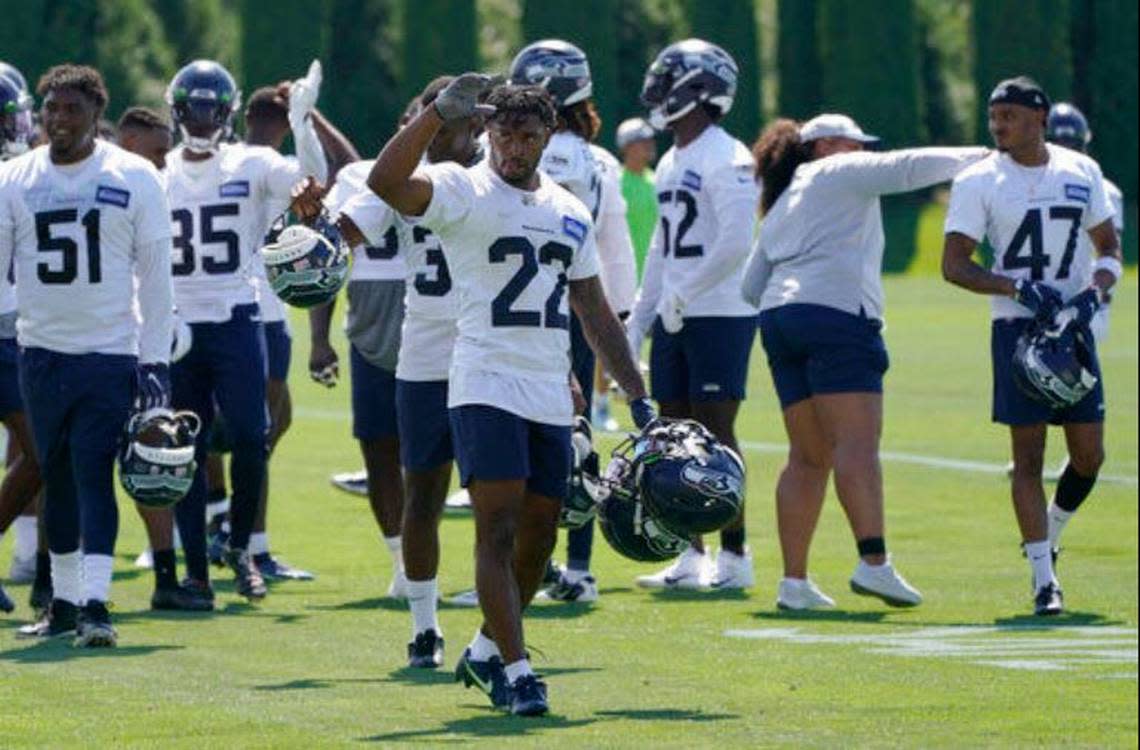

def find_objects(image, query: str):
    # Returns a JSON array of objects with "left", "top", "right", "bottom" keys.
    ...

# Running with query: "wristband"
[{"left": 1093, "top": 256, "right": 1123, "bottom": 285}]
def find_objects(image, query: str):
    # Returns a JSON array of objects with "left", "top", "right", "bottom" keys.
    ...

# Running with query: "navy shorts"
[
  {"left": 449, "top": 404, "right": 571, "bottom": 501},
  {"left": 649, "top": 315, "right": 757, "bottom": 403},
  {"left": 991, "top": 318, "right": 1105, "bottom": 426},
  {"left": 263, "top": 320, "right": 292, "bottom": 382},
  {"left": 396, "top": 378, "right": 453, "bottom": 471},
  {"left": 351, "top": 344, "right": 398, "bottom": 440},
  {"left": 759, "top": 303, "right": 889, "bottom": 409},
  {"left": 0, "top": 337, "right": 22, "bottom": 418}
]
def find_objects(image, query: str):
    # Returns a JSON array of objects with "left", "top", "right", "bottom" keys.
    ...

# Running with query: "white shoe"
[
  {"left": 711, "top": 547, "right": 754, "bottom": 589},
  {"left": 777, "top": 577, "right": 836, "bottom": 610},
  {"left": 134, "top": 548, "right": 154, "bottom": 569},
  {"left": 386, "top": 568, "right": 408, "bottom": 599},
  {"left": 635, "top": 548, "right": 711, "bottom": 589},
  {"left": 536, "top": 572, "right": 599, "bottom": 602},
  {"left": 8, "top": 553, "right": 36, "bottom": 584},
  {"left": 849, "top": 557, "right": 923, "bottom": 607},
  {"left": 330, "top": 470, "right": 369, "bottom": 497},
  {"left": 445, "top": 489, "right": 471, "bottom": 509},
  {"left": 449, "top": 588, "right": 479, "bottom": 607}
]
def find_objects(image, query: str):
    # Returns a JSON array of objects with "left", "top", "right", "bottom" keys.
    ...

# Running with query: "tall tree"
[
  {"left": 684, "top": 0, "right": 762, "bottom": 142},
  {"left": 776, "top": 0, "right": 821, "bottom": 121},
  {"left": 404, "top": 0, "right": 477, "bottom": 104},
  {"left": 615, "top": 0, "right": 687, "bottom": 134},
  {"left": 1085, "top": 0, "right": 1137, "bottom": 200},
  {"left": 154, "top": 0, "right": 241, "bottom": 78},
  {"left": 95, "top": 0, "right": 177, "bottom": 115},
  {"left": 239, "top": 0, "right": 322, "bottom": 93}
]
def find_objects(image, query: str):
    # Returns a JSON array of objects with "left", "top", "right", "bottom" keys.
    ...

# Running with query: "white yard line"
[{"left": 293, "top": 406, "right": 1139, "bottom": 487}]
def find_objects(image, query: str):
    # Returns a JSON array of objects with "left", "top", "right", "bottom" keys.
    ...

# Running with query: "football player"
[
  {"left": 370, "top": 77, "right": 654, "bottom": 716},
  {"left": 942, "top": 77, "right": 1121, "bottom": 616},
  {"left": 509, "top": 40, "right": 638, "bottom": 604},
  {"left": 0, "top": 64, "right": 173, "bottom": 644},
  {"left": 163, "top": 59, "right": 327, "bottom": 601},
  {"left": 625, "top": 40, "right": 760, "bottom": 590}
]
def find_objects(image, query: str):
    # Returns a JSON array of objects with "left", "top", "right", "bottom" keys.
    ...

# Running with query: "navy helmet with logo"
[
  {"left": 596, "top": 445, "right": 690, "bottom": 563},
  {"left": 509, "top": 39, "right": 592, "bottom": 108},
  {"left": 166, "top": 60, "right": 241, "bottom": 153},
  {"left": 1046, "top": 102, "right": 1091, "bottom": 153},
  {"left": 119, "top": 408, "right": 202, "bottom": 508},
  {"left": 1013, "top": 321, "right": 1099, "bottom": 409},
  {"left": 641, "top": 39, "right": 737, "bottom": 129},
  {"left": 261, "top": 209, "right": 350, "bottom": 308},
  {"left": 0, "top": 73, "right": 34, "bottom": 160}
]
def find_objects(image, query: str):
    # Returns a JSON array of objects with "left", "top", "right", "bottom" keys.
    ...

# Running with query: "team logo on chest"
[
  {"left": 1064, "top": 183, "right": 1090, "bottom": 204},
  {"left": 681, "top": 169, "right": 702, "bottom": 192},
  {"left": 95, "top": 185, "right": 130, "bottom": 208},
  {"left": 219, "top": 180, "right": 250, "bottom": 198}
]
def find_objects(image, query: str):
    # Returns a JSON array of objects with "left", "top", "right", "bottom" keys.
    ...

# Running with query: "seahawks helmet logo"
[{"left": 680, "top": 462, "right": 740, "bottom": 498}]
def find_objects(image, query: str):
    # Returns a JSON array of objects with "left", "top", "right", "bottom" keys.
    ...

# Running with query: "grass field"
[{"left": 1, "top": 275, "right": 1136, "bottom": 748}]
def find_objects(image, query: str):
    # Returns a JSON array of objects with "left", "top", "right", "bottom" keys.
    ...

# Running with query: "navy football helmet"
[
  {"left": 641, "top": 39, "right": 737, "bottom": 129},
  {"left": 119, "top": 408, "right": 201, "bottom": 508},
  {"left": 509, "top": 39, "right": 592, "bottom": 108},
  {"left": 166, "top": 60, "right": 241, "bottom": 153},
  {"left": 0, "top": 61, "right": 29, "bottom": 94},
  {"left": 261, "top": 209, "right": 350, "bottom": 308},
  {"left": 0, "top": 73, "right": 34, "bottom": 160},
  {"left": 1012, "top": 321, "right": 1099, "bottom": 409},
  {"left": 561, "top": 417, "right": 602, "bottom": 529},
  {"left": 631, "top": 419, "right": 745, "bottom": 537},
  {"left": 596, "top": 449, "right": 689, "bottom": 562},
  {"left": 1046, "top": 102, "right": 1091, "bottom": 153}
]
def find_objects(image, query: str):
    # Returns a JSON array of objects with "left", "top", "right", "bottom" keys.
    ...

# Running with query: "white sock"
[
  {"left": 173, "top": 525, "right": 183, "bottom": 551},
  {"left": 406, "top": 577, "right": 440, "bottom": 637},
  {"left": 468, "top": 629, "right": 500, "bottom": 661},
  {"left": 83, "top": 553, "right": 114, "bottom": 604},
  {"left": 504, "top": 658, "right": 533, "bottom": 685},
  {"left": 383, "top": 535, "right": 403, "bottom": 572},
  {"left": 1024, "top": 540, "right": 1057, "bottom": 590},
  {"left": 562, "top": 567, "right": 588, "bottom": 585},
  {"left": 13, "top": 515, "right": 37, "bottom": 560},
  {"left": 206, "top": 497, "right": 230, "bottom": 521},
  {"left": 1047, "top": 502, "right": 1073, "bottom": 548},
  {"left": 50, "top": 550, "right": 83, "bottom": 605},
  {"left": 249, "top": 532, "right": 269, "bottom": 556}
]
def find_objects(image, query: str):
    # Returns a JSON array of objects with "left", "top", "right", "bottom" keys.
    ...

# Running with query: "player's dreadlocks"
[
  {"left": 752, "top": 118, "right": 813, "bottom": 215},
  {"left": 36, "top": 64, "right": 108, "bottom": 112},
  {"left": 558, "top": 99, "right": 602, "bottom": 143},
  {"left": 485, "top": 84, "right": 557, "bottom": 131}
]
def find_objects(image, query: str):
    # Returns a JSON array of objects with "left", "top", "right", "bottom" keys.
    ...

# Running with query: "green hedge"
[{"left": 685, "top": 0, "right": 761, "bottom": 142}]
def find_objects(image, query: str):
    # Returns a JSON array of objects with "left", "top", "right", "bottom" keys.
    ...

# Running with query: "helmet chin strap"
[
  {"left": 649, "top": 99, "right": 699, "bottom": 130},
  {"left": 179, "top": 124, "right": 224, "bottom": 155}
]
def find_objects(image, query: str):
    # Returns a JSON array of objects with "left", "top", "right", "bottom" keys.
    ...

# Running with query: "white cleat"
[
  {"left": 777, "top": 577, "right": 836, "bottom": 610},
  {"left": 849, "top": 557, "right": 923, "bottom": 607},
  {"left": 536, "top": 573, "right": 599, "bottom": 603},
  {"left": 444, "top": 489, "right": 472, "bottom": 509},
  {"left": 386, "top": 568, "right": 408, "bottom": 600},
  {"left": 449, "top": 589, "right": 479, "bottom": 607},
  {"left": 134, "top": 548, "right": 154, "bottom": 569},
  {"left": 330, "top": 469, "right": 369, "bottom": 497},
  {"left": 711, "top": 547, "right": 754, "bottom": 589},
  {"left": 635, "top": 547, "right": 711, "bottom": 590}
]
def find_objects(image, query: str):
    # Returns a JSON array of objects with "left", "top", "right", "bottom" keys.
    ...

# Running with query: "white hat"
[
  {"left": 615, "top": 117, "right": 656, "bottom": 150},
  {"left": 798, "top": 113, "right": 880, "bottom": 144}
]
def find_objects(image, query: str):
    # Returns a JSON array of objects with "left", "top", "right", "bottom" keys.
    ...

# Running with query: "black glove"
[
  {"left": 629, "top": 397, "right": 658, "bottom": 431},
  {"left": 136, "top": 363, "right": 171, "bottom": 412},
  {"left": 1013, "top": 279, "right": 1064, "bottom": 321}
]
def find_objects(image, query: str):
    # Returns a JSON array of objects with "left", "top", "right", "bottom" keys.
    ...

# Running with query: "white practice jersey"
[
  {"left": 946, "top": 144, "right": 1114, "bottom": 320},
  {"left": 164, "top": 142, "right": 302, "bottom": 323},
  {"left": 541, "top": 131, "right": 600, "bottom": 216},
  {"left": 0, "top": 142, "right": 173, "bottom": 362},
  {"left": 630, "top": 125, "right": 759, "bottom": 334},
  {"left": 328, "top": 160, "right": 405, "bottom": 282},
  {"left": 253, "top": 189, "right": 290, "bottom": 324},
  {"left": 589, "top": 144, "right": 638, "bottom": 315},
  {"left": 410, "top": 159, "right": 600, "bottom": 425},
  {"left": 0, "top": 162, "right": 14, "bottom": 319}
]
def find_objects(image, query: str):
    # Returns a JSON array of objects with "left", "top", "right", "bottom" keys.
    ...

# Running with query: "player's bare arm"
[
  {"left": 941, "top": 231, "right": 1017, "bottom": 297},
  {"left": 569, "top": 275, "right": 647, "bottom": 402},
  {"left": 1088, "top": 219, "right": 1122, "bottom": 295}
]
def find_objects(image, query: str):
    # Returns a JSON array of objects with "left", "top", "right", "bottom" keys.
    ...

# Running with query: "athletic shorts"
[
  {"left": 351, "top": 344, "right": 398, "bottom": 441},
  {"left": 449, "top": 404, "right": 570, "bottom": 501},
  {"left": 263, "top": 320, "right": 292, "bottom": 382},
  {"left": 991, "top": 318, "right": 1105, "bottom": 426},
  {"left": 0, "top": 337, "right": 23, "bottom": 418},
  {"left": 759, "top": 303, "right": 889, "bottom": 409},
  {"left": 396, "top": 378, "right": 453, "bottom": 471},
  {"left": 650, "top": 315, "right": 757, "bottom": 403}
]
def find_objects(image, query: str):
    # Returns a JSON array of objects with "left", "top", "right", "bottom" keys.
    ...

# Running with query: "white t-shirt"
[
  {"left": 945, "top": 144, "right": 1114, "bottom": 320},
  {"left": 0, "top": 142, "right": 173, "bottom": 363},
  {"left": 328, "top": 160, "right": 405, "bottom": 282},
  {"left": 589, "top": 144, "right": 638, "bottom": 315},
  {"left": 629, "top": 125, "right": 759, "bottom": 336},
  {"left": 409, "top": 160, "right": 600, "bottom": 425},
  {"left": 164, "top": 142, "right": 301, "bottom": 323}
]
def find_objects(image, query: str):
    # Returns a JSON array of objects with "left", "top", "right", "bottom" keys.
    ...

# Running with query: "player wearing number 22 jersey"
[{"left": 163, "top": 59, "right": 327, "bottom": 601}]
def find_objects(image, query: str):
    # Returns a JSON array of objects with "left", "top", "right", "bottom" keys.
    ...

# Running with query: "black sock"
[
  {"left": 207, "top": 486, "right": 228, "bottom": 504},
  {"left": 34, "top": 551, "right": 51, "bottom": 589},
  {"left": 857, "top": 537, "right": 887, "bottom": 557},
  {"left": 720, "top": 528, "right": 746, "bottom": 555},
  {"left": 1054, "top": 464, "right": 1097, "bottom": 513},
  {"left": 153, "top": 548, "right": 178, "bottom": 590}
]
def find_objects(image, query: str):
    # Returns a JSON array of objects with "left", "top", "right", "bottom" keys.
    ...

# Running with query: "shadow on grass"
[
  {"left": 254, "top": 676, "right": 392, "bottom": 691},
  {"left": 594, "top": 708, "right": 739, "bottom": 722},
  {"left": 752, "top": 609, "right": 892, "bottom": 624},
  {"left": 308, "top": 597, "right": 473, "bottom": 613},
  {"left": 524, "top": 602, "right": 595, "bottom": 620},
  {"left": 992, "top": 611, "right": 1125, "bottom": 629},
  {"left": 0, "top": 641, "right": 182, "bottom": 664},
  {"left": 648, "top": 588, "right": 750, "bottom": 603}
]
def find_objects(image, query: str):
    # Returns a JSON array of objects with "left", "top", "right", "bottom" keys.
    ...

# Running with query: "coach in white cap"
[{"left": 741, "top": 113, "right": 988, "bottom": 611}]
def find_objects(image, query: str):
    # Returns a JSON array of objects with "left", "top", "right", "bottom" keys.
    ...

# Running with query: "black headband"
[{"left": 989, "top": 79, "right": 1051, "bottom": 111}]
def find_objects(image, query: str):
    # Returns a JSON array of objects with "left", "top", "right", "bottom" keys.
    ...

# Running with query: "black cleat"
[
  {"left": 254, "top": 553, "right": 315, "bottom": 581},
  {"left": 224, "top": 548, "right": 267, "bottom": 601},
  {"left": 0, "top": 581, "right": 13, "bottom": 614},
  {"left": 542, "top": 559, "right": 562, "bottom": 586},
  {"left": 1034, "top": 582, "right": 1064, "bottom": 616},
  {"left": 407, "top": 629, "right": 445, "bottom": 669},
  {"left": 151, "top": 582, "right": 215, "bottom": 612},
  {"left": 29, "top": 579, "right": 53, "bottom": 618},
  {"left": 509, "top": 674, "right": 549, "bottom": 717},
  {"left": 75, "top": 600, "right": 117, "bottom": 648},
  {"left": 454, "top": 648, "right": 510, "bottom": 708},
  {"left": 17, "top": 598, "right": 78, "bottom": 638}
]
